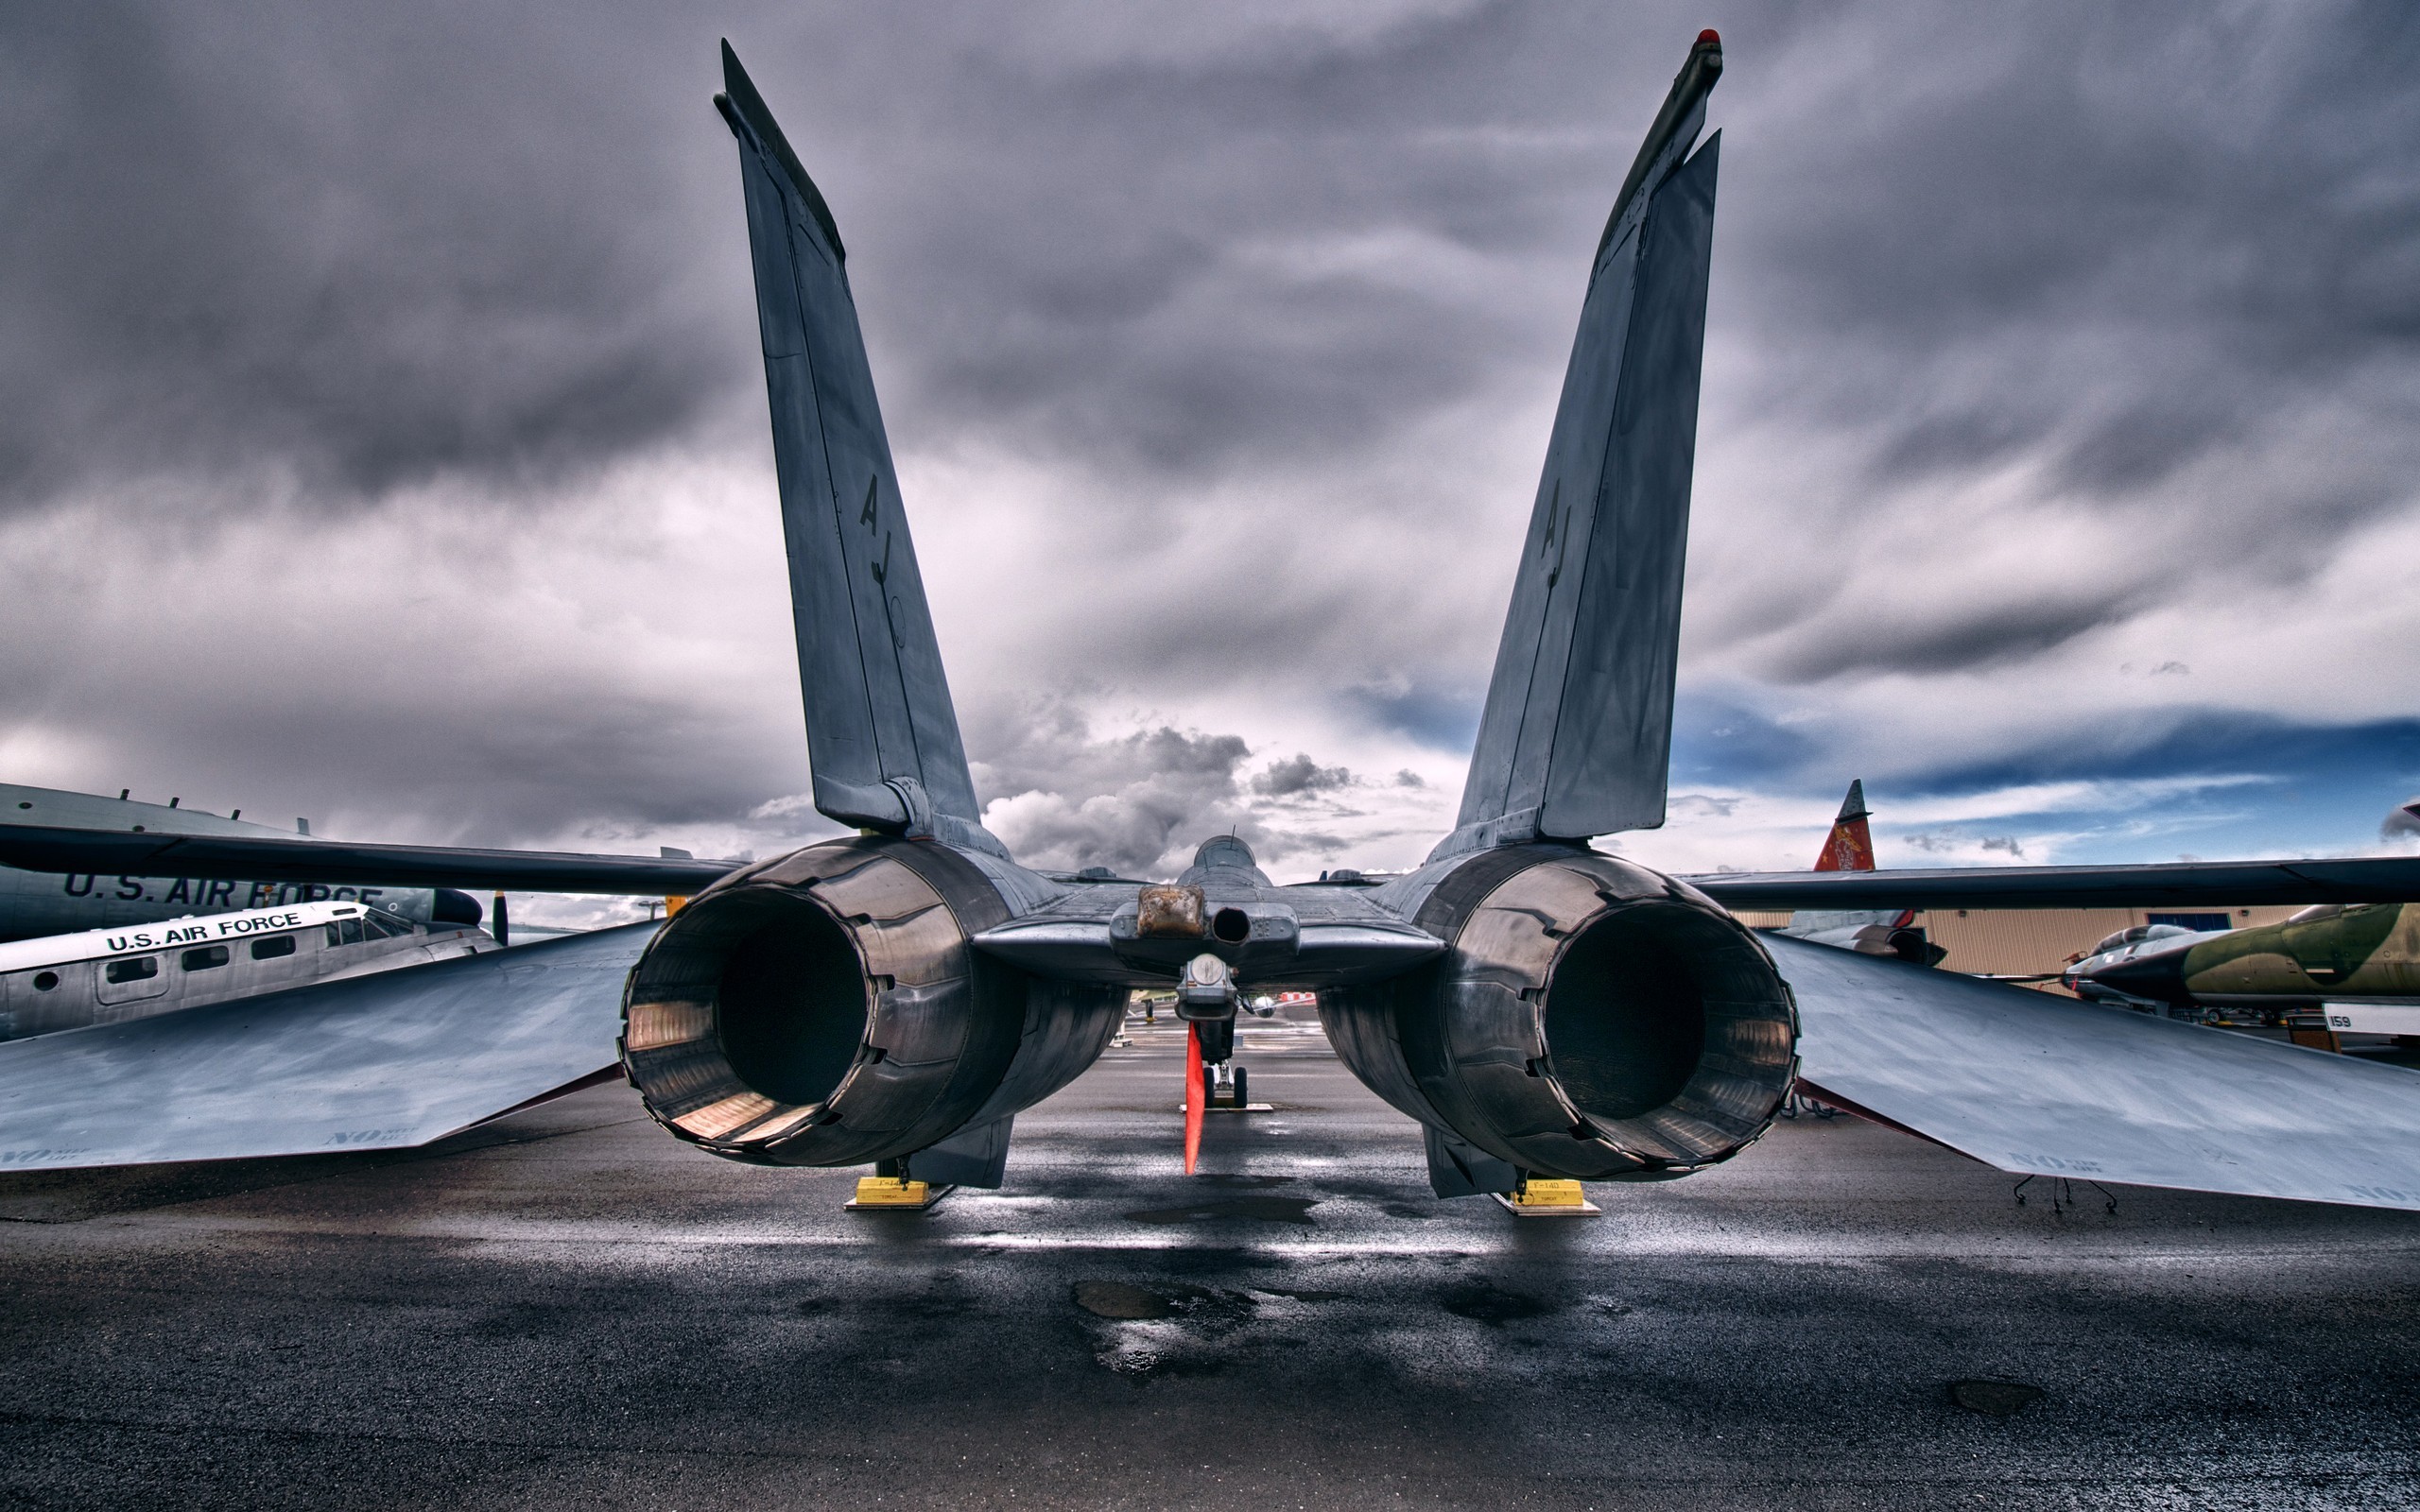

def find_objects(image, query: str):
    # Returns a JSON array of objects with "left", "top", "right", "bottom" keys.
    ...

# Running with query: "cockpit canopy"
[{"left": 2087, "top": 922, "right": 2198, "bottom": 957}]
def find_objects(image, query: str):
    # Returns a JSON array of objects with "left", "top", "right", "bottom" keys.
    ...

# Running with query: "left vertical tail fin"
[
  {"left": 1439, "top": 32, "right": 1724, "bottom": 858},
  {"left": 717, "top": 43, "right": 998, "bottom": 854}
]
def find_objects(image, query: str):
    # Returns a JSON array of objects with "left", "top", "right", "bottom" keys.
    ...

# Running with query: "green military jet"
[{"left": 2071, "top": 903, "right": 2420, "bottom": 1038}]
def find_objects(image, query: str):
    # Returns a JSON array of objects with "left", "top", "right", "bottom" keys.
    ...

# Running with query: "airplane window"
[
  {"left": 327, "top": 919, "right": 365, "bottom": 947},
  {"left": 104, "top": 956, "right": 160, "bottom": 984},
  {"left": 251, "top": 935, "right": 298, "bottom": 960},
  {"left": 2289, "top": 903, "right": 2345, "bottom": 924},
  {"left": 32, "top": 971, "right": 57, "bottom": 991},
  {"left": 365, "top": 913, "right": 411, "bottom": 939},
  {"left": 182, "top": 945, "right": 231, "bottom": 971}
]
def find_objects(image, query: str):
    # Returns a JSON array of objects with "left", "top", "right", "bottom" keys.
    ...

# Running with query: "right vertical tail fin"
[
  {"left": 1438, "top": 31, "right": 1726, "bottom": 860},
  {"left": 717, "top": 43, "right": 999, "bottom": 855}
]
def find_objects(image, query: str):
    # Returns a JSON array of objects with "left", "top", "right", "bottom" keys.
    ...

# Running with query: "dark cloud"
[
  {"left": 1253, "top": 753, "right": 1351, "bottom": 797},
  {"left": 2, "top": 2, "right": 2417, "bottom": 873},
  {"left": 1762, "top": 592, "right": 2140, "bottom": 683},
  {"left": 0, "top": 3, "right": 747, "bottom": 511}
]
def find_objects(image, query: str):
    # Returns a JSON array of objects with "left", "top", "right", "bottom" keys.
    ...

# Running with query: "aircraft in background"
[
  {"left": 0, "top": 783, "right": 487, "bottom": 942},
  {"left": 2, "top": 33, "right": 2418, "bottom": 1216},
  {"left": 0, "top": 897, "right": 494, "bottom": 1044},
  {"left": 2066, "top": 903, "right": 2420, "bottom": 1040},
  {"left": 1771, "top": 782, "right": 1943, "bottom": 965}
]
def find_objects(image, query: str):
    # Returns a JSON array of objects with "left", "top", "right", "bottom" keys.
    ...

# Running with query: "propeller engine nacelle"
[
  {"left": 1322, "top": 846, "right": 1798, "bottom": 1182},
  {"left": 619, "top": 837, "right": 1122, "bottom": 1169}
]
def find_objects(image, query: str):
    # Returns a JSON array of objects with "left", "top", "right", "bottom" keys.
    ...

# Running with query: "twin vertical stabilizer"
[
  {"left": 719, "top": 32, "right": 1722, "bottom": 868},
  {"left": 717, "top": 43, "right": 999, "bottom": 855},
  {"left": 1440, "top": 32, "right": 1725, "bottom": 858}
]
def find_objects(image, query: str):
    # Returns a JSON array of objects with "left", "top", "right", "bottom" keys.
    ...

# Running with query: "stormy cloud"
[{"left": 4, "top": 1, "right": 2419, "bottom": 900}]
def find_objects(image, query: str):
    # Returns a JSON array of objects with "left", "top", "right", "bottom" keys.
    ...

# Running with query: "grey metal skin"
[
  {"left": 1321, "top": 844, "right": 1797, "bottom": 1183},
  {"left": 0, "top": 923, "right": 649, "bottom": 1170},
  {"left": 621, "top": 835, "right": 1121, "bottom": 1173},
  {"left": 1774, "top": 933, "right": 2420, "bottom": 1211}
]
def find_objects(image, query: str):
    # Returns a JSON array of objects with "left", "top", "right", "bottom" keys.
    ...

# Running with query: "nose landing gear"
[{"left": 1203, "top": 1058, "right": 1248, "bottom": 1110}]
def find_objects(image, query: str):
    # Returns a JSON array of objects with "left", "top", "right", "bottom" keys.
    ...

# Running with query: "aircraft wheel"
[{"left": 1231, "top": 1067, "right": 1248, "bottom": 1108}]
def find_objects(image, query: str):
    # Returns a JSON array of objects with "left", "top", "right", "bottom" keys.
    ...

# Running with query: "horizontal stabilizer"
[
  {"left": 1697, "top": 855, "right": 2420, "bottom": 911},
  {"left": 1772, "top": 934, "right": 2420, "bottom": 1211},
  {"left": 0, "top": 923, "right": 651, "bottom": 1170},
  {"left": 970, "top": 916, "right": 1444, "bottom": 987},
  {"left": 0, "top": 823, "right": 735, "bottom": 895}
]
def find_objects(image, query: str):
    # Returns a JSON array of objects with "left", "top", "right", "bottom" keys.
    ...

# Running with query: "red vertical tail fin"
[{"left": 1812, "top": 780, "right": 1876, "bottom": 872}]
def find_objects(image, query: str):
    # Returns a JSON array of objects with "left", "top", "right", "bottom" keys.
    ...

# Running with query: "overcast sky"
[{"left": 5, "top": 1, "right": 2419, "bottom": 917}]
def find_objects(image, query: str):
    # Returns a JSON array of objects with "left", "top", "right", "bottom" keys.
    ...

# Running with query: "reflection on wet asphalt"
[{"left": 3, "top": 1013, "right": 2417, "bottom": 1509}]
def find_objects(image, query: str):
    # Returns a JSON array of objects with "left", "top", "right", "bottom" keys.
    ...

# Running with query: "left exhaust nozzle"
[{"left": 620, "top": 837, "right": 1034, "bottom": 1166}]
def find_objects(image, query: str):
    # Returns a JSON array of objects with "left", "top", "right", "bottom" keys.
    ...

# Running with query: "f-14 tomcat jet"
[{"left": 4, "top": 34, "right": 2419, "bottom": 1210}]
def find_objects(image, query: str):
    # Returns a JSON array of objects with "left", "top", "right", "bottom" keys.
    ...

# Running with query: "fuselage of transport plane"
[{"left": 0, "top": 897, "right": 496, "bottom": 1044}]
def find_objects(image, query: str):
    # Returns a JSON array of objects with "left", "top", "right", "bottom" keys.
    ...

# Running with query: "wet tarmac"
[{"left": 3, "top": 1011, "right": 2417, "bottom": 1509}]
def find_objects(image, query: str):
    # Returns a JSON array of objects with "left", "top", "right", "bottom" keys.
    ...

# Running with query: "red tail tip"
[{"left": 1698, "top": 28, "right": 1721, "bottom": 44}]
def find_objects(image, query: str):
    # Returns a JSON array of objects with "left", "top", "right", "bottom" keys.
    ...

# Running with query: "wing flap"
[
  {"left": 1770, "top": 934, "right": 2420, "bottom": 1210},
  {"left": 0, "top": 923, "right": 652, "bottom": 1170}
]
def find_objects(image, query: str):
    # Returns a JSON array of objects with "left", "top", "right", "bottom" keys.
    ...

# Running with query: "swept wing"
[{"left": 1773, "top": 935, "right": 2420, "bottom": 1210}]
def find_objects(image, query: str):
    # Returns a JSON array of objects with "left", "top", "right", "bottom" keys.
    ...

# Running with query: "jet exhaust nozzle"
[
  {"left": 1322, "top": 848, "right": 1798, "bottom": 1181},
  {"left": 619, "top": 837, "right": 1120, "bottom": 1168}
]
